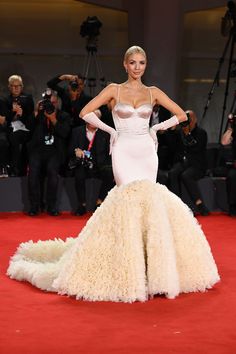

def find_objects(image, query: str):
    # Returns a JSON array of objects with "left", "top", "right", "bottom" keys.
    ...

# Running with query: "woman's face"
[{"left": 124, "top": 53, "right": 147, "bottom": 80}]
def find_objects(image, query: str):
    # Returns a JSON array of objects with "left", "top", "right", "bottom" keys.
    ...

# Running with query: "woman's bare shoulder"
[
  {"left": 104, "top": 83, "right": 120, "bottom": 94},
  {"left": 146, "top": 85, "right": 163, "bottom": 93}
]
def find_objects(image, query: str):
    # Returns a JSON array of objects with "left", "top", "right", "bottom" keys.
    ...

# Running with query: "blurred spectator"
[
  {"left": 4, "top": 75, "right": 34, "bottom": 176},
  {"left": 168, "top": 110, "right": 210, "bottom": 216},
  {"left": 68, "top": 109, "right": 114, "bottom": 216},
  {"left": 27, "top": 90, "right": 71, "bottom": 216},
  {"left": 47, "top": 73, "right": 91, "bottom": 127},
  {"left": 0, "top": 98, "right": 9, "bottom": 177},
  {"left": 221, "top": 113, "right": 236, "bottom": 217}
]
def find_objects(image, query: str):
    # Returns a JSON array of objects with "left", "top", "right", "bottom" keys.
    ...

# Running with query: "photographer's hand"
[
  {"left": 45, "top": 111, "right": 57, "bottom": 125},
  {"left": 0, "top": 115, "right": 6, "bottom": 125},
  {"left": 75, "top": 148, "right": 84, "bottom": 158},
  {"left": 221, "top": 127, "right": 233, "bottom": 145},
  {"left": 12, "top": 103, "right": 23, "bottom": 119}
]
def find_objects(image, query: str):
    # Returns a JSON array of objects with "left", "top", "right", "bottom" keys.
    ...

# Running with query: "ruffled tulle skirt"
[{"left": 7, "top": 180, "right": 220, "bottom": 302}]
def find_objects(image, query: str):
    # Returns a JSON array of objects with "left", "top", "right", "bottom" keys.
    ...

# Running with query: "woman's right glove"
[{"left": 81, "top": 112, "right": 118, "bottom": 154}]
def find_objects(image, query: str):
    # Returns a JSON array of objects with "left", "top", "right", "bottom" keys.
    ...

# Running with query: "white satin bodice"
[
  {"left": 111, "top": 102, "right": 158, "bottom": 186},
  {"left": 112, "top": 102, "right": 152, "bottom": 135}
]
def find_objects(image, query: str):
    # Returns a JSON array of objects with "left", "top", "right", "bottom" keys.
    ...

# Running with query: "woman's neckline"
[
  {"left": 112, "top": 102, "right": 152, "bottom": 111},
  {"left": 121, "top": 81, "right": 145, "bottom": 90}
]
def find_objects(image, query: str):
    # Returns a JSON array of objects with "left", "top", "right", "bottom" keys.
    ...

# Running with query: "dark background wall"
[{"left": 0, "top": 0, "right": 232, "bottom": 142}]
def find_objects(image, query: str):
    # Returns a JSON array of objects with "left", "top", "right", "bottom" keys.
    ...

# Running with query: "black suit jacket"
[
  {"left": 0, "top": 98, "right": 8, "bottom": 135},
  {"left": 68, "top": 125, "right": 111, "bottom": 168},
  {"left": 28, "top": 110, "right": 71, "bottom": 163},
  {"left": 4, "top": 92, "right": 35, "bottom": 131},
  {"left": 173, "top": 125, "right": 208, "bottom": 171}
]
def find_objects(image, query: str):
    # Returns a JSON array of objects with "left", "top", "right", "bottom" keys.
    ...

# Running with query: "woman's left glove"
[{"left": 152, "top": 115, "right": 179, "bottom": 132}]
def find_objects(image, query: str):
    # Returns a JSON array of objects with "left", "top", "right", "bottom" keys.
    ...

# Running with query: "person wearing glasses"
[{"left": 4, "top": 75, "right": 34, "bottom": 176}]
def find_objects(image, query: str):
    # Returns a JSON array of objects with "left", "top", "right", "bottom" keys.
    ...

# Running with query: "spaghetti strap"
[
  {"left": 148, "top": 87, "right": 153, "bottom": 105},
  {"left": 117, "top": 84, "right": 121, "bottom": 103}
]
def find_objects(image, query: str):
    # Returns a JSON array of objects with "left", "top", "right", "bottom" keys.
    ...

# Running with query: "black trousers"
[
  {"left": 74, "top": 165, "right": 114, "bottom": 206},
  {"left": 0, "top": 133, "right": 9, "bottom": 167},
  {"left": 28, "top": 148, "right": 61, "bottom": 210},
  {"left": 168, "top": 162, "right": 205, "bottom": 203},
  {"left": 8, "top": 130, "right": 30, "bottom": 174},
  {"left": 226, "top": 168, "right": 236, "bottom": 205}
]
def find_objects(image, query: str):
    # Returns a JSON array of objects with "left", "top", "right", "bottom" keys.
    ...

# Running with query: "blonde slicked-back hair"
[
  {"left": 8, "top": 75, "right": 23, "bottom": 86},
  {"left": 124, "top": 46, "right": 147, "bottom": 62}
]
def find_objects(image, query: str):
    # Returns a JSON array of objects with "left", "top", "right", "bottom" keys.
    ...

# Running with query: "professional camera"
[
  {"left": 80, "top": 16, "right": 102, "bottom": 39},
  {"left": 228, "top": 112, "right": 236, "bottom": 130},
  {"left": 41, "top": 89, "right": 55, "bottom": 114},
  {"left": 68, "top": 150, "right": 94, "bottom": 170},
  {"left": 69, "top": 80, "right": 79, "bottom": 91}
]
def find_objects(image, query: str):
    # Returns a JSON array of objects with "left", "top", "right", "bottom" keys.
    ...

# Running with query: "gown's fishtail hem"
[{"left": 7, "top": 180, "right": 220, "bottom": 303}]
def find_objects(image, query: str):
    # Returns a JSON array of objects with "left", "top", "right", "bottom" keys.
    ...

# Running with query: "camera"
[
  {"left": 68, "top": 150, "right": 94, "bottom": 170},
  {"left": 69, "top": 80, "right": 79, "bottom": 91},
  {"left": 228, "top": 112, "right": 236, "bottom": 130},
  {"left": 80, "top": 16, "right": 102, "bottom": 39},
  {"left": 41, "top": 89, "right": 55, "bottom": 114}
]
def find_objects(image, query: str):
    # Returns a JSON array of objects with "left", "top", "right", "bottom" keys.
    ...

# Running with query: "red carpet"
[{"left": 0, "top": 212, "right": 235, "bottom": 354}]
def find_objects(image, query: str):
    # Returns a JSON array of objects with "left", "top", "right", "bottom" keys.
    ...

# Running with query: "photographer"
[
  {"left": 27, "top": 90, "right": 71, "bottom": 216},
  {"left": 221, "top": 113, "right": 236, "bottom": 216},
  {"left": 4, "top": 75, "right": 34, "bottom": 176},
  {"left": 168, "top": 110, "right": 210, "bottom": 216},
  {"left": 0, "top": 98, "right": 9, "bottom": 177},
  {"left": 47, "top": 74, "right": 91, "bottom": 127},
  {"left": 68, "top": 109, "right": 114, "bottom": 216}
]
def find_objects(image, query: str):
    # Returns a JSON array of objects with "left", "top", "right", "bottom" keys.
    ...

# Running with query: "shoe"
[
  {"left": 74, "top": 205, "right": 86, "bottom": 216},
  {"left": 28, "top": 208, "right": 40, "bottom": 216},
  {"left": 229, "top": 205, "right": 236, "bottom": 217},
  {"left": 0, "top": 166, "right": 8, "bottom": 178},
  {"left": 197, "top": 203, "right": 210, "bottom": 216},
  {"left": 47, "top": 208, "right": 60, "bottom": 216}
]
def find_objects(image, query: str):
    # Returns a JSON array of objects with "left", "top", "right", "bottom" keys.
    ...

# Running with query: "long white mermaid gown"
[{"left": 7, "top": 96, "right": 220, "bottom": 303}]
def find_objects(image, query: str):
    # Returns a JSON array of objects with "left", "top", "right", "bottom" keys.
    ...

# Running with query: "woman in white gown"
[{"left": 7, "top": 46, "right": 220, "bottom": 302}]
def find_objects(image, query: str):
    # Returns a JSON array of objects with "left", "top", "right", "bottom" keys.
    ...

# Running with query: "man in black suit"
[
  {"left": 168, "top": 110, "right": 210, "bottom": 216},
  {"left": 0, "top": 98, "right": 9, "bottom": 177},
  {"left": 221, "top": 113, "right": 236, "bottom": 216},
  {"left": 47, "top": 73, "right": 91, "bottom": 127},
  {"left": 68, "top": 109, "right": 114, "bottom": 215},
  {"left": 4, "top": 75, "right": 34, "bottom": 176},
  {"left": 27, "top": 91, "right": 71, "bottom": 216}
]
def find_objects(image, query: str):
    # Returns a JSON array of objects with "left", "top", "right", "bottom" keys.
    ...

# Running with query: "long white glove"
[
  {"left": 152, "top": 115, "right": 179, "bottom": 132},
  {"left": 149, "top": 115, "right": 179, "bottom": 149},
  {"left": 82, "top": 112, "right": 118, "bottom": 154}
]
